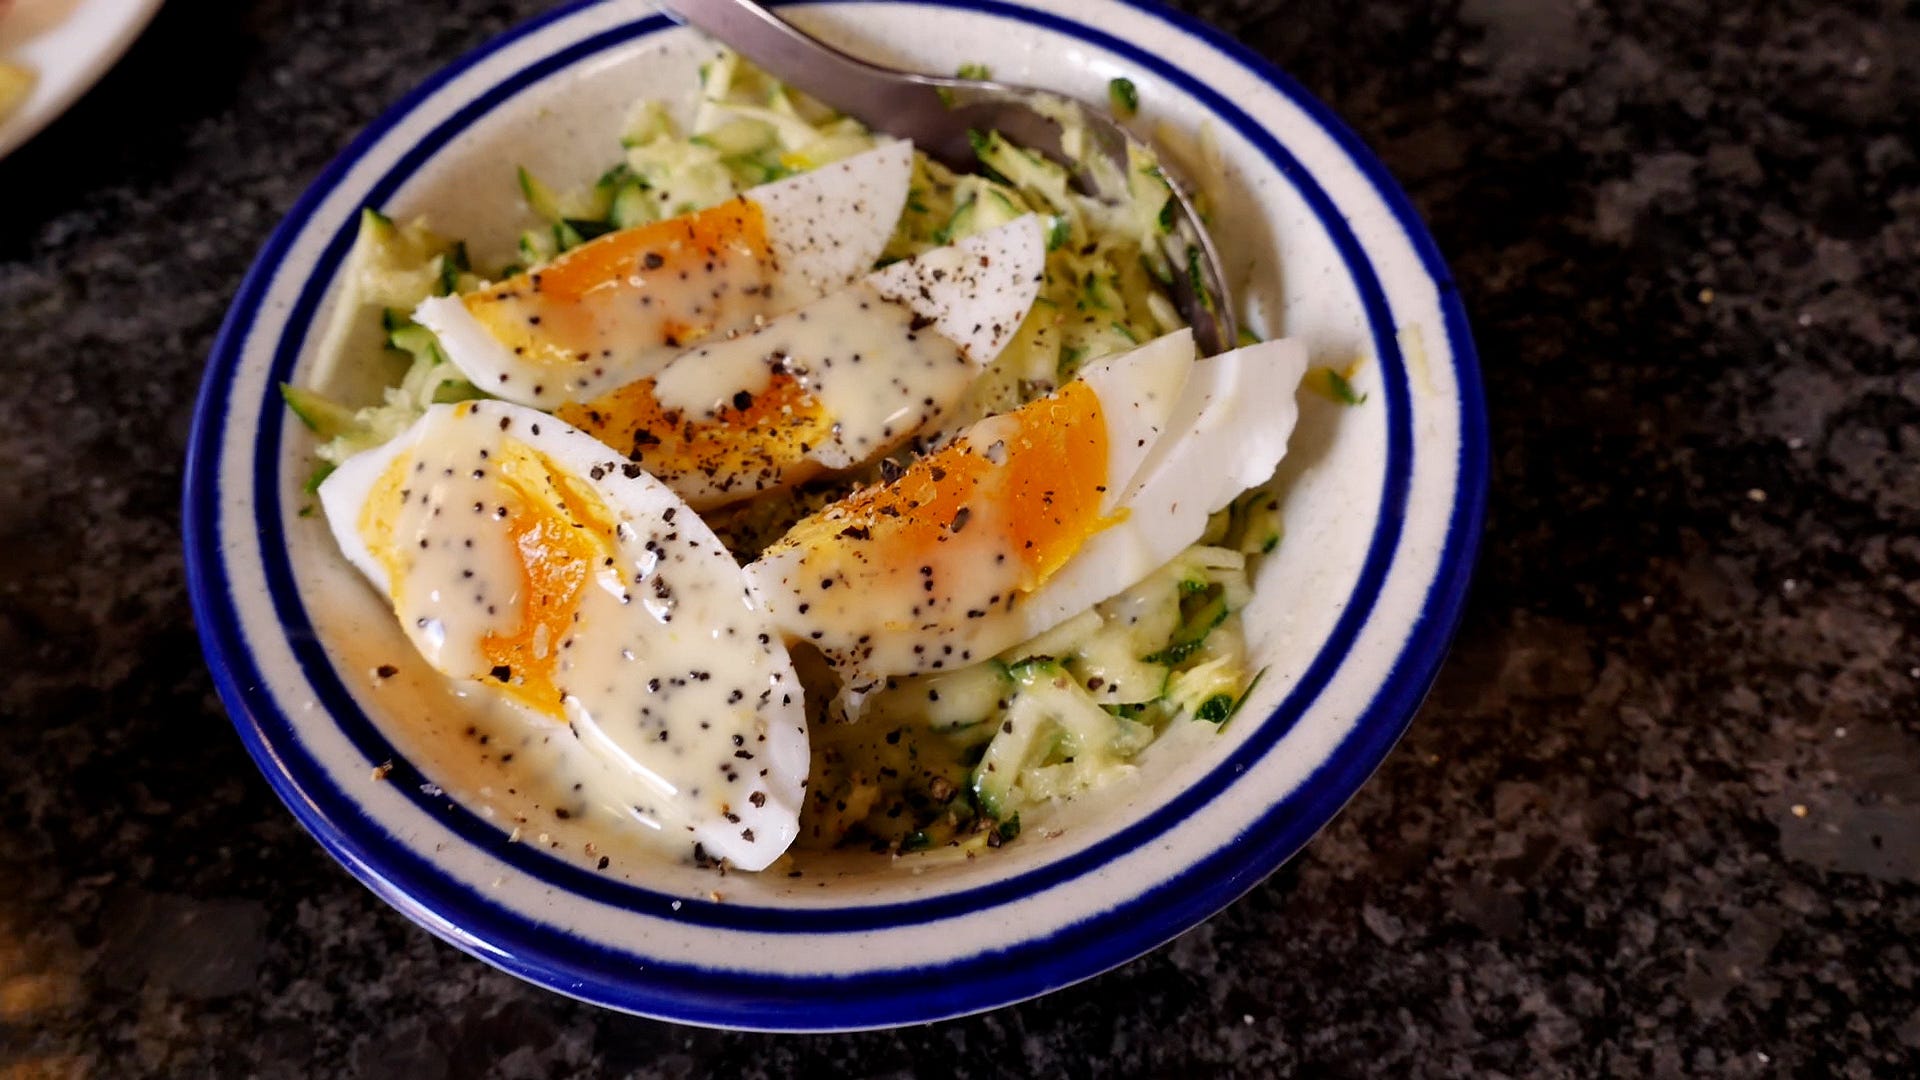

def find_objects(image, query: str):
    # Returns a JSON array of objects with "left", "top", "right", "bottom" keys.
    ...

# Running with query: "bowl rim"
[{"left": 184, "top": 0, "right": 1486, "bottom": 1031}]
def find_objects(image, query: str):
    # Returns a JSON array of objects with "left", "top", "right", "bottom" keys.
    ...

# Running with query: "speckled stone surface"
[{"left": 2, "top": 0, "right": 1916, "bottom": 1075}]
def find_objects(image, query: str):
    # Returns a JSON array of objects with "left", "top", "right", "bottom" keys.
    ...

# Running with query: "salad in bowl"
[{"left": 185, "top": 0, "right": 1482, "bottom": 1030}]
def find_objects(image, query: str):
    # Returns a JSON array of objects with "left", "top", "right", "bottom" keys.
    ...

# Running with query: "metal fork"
[{"left": 656, "top": 0, "right": 1238, "bottom": 356}]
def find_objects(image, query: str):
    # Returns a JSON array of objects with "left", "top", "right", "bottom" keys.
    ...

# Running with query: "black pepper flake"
[
  {"left": 490, "top": 665, "right": 513, "bottom": 682},
  {"left": 749, "top": 791, "right": 766, "bottom": 808},
  {"left": 597, "top": 855, "right": 611, "bottom": 870},
  {"left": 375, "top": 664, "right": 398, "bottom": 679},
  {"left": 950, "top": 507, "right": 971, "bottom": 533}
]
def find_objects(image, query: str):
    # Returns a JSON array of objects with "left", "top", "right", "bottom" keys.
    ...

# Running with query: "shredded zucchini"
[{"left": 803, "top": 544, "right": 1260, "bottom": 850}]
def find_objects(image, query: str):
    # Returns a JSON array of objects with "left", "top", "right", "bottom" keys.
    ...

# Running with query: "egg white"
[
  {"left": 864, "top": 212, "right": 1048, "bottom": 365},
  {"left": 1002, "top": 336, "right": 1309, "bottom": 644}
]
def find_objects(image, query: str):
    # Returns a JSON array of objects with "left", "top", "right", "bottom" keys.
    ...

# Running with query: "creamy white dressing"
[
  {"left": 655, "top": 281, "right": 975, "bottom": 470},
  {"left": 313, "top": 611, "right": 813, "bottom": 880},
  {"left": 649, "top": 325, "right": 783, "bottom": 414}
]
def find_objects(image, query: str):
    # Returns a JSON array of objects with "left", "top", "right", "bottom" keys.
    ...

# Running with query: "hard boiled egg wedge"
[
  {"left": 742, "top": 329, "right": 1203, "bottom": 686},
  {"left": 414, "top": 141, "right": 914, "bottom": 408},
  {"left": 745, "top": 331, "right": 1309, "bottom": 686},
  {"left": 1002, "top": 335, "right": 1309, "bottom": 641},
  {"left": 318, "top": 399, "right": 806, "bottom": 870},
  {"left": 554, "top": 215, "right": 1047, "bottom": 510}
]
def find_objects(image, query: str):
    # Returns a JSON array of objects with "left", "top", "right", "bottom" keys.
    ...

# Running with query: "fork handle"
[{"left": 655, "top": 0, "right": 959, "bottom": 144}]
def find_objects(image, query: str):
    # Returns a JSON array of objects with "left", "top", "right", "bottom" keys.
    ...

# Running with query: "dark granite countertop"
[{"left": 3, "top": 0, "right": 1916, "bottom": 1075}]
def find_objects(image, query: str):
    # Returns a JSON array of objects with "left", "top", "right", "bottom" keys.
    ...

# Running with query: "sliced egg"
[
  {"left": 415, "top": 141, "right": 914, "bottom": 408},
  {"left": 553, "top": 215, "right": 1047, "bottom": 510},
  {"left": 741, "top": 330, "right": 1204, "bottom": 684},
  {"left": 1003, "top": 336, "right": 1309, "bottom": 641},
  {"left": 318, "top": 400, "right": 807, "bottom": 870}
]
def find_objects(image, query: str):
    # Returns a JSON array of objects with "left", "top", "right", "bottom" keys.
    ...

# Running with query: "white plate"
[
  {"left": 0, "top": 0, "right": 163, "bottom": 160},
  {"left": 185, "top": 0, "right": 1486, "bottom": 1032}
]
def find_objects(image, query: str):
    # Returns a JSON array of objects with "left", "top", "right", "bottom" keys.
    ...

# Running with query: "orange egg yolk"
[
  {"left": 555, "top": 374, "right": 835, "bottom": 506},
  {"left": 462, "top": 197, "right": 776, "bottom": 376}
]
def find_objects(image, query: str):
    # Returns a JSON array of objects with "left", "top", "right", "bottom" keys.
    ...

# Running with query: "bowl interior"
[{"left": 283, "top": 4, "right": 1386, "bottom": 904}]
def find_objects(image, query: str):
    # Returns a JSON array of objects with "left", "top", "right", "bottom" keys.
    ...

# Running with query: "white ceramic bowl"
[{"left": 185, "top": 0, "right": 1484, "bottom": 1031}]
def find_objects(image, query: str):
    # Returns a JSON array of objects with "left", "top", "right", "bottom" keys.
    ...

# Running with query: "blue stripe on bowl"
[{"left": 185, "top": 0, "right": 1484, "bottom": 1030}]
